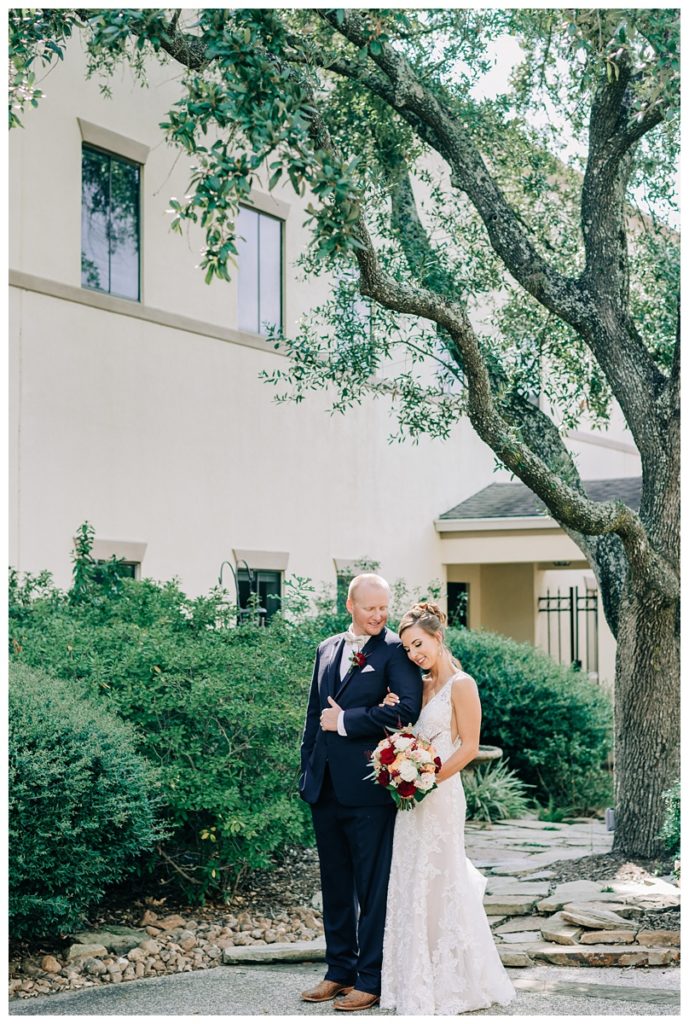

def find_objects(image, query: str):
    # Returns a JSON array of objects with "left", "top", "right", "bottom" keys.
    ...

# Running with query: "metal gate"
[{"left": 538, "top": 586, "right": 599, "bottom": 677}]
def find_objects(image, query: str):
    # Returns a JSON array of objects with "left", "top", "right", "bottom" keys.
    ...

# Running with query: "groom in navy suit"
[{"left": 299, "top": 573, "right": 422, "bottom": 1011}]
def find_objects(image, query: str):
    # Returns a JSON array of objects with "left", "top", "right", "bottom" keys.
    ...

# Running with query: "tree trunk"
[{"left": 612, "top": 585, "right": 680, "bottom": 856}]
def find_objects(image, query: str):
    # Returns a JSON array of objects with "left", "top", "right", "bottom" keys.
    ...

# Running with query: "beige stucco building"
[{"left": 8, "top": 39, "right": 641, "bottom": 686}]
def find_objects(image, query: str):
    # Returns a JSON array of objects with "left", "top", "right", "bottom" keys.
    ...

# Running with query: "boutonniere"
[{"left": 350, "top": 650, "right": 367, "bottom": 670}]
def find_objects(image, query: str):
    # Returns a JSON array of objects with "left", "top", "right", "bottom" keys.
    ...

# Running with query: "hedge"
[
  {"left": 447, "top": 626, "right": 613, "bottom": 813},
  {"left": 10, "top": 566, "right": 317, "bottom": 900},
  {"left": 9, "top": 553, "right": 614, "bottom": 907},
  {"left": 9, "top": 663, "right": 164, "bottom": 938}
]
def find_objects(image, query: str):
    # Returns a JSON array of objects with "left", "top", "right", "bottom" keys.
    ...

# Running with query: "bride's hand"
[{"left": 379, "top": 688, "right": 400, "bottom": 708}]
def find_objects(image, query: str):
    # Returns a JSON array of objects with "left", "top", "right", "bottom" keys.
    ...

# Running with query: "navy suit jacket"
[{"left": 299, "top": 627, "right": 423, "bottom": 806}]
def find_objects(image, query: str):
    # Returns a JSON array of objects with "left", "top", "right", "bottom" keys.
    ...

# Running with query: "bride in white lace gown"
[{"left": 380, "top": 602, "right": 515, "bottom": 1015}]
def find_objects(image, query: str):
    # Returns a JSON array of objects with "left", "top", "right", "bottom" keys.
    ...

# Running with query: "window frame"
[{"left": 81, "top": 142, "right": 142, "bottom": 303}]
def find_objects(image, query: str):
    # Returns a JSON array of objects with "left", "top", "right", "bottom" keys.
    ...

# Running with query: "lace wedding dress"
[{"left": 381, "top": 672, "right": 516, "bottom": 1015}]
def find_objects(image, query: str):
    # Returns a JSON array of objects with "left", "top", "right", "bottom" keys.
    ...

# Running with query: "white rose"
[
  {"left": 416, "top": 773, "right": 436, "bottom": 792},
  {"left": 393, "top": 735, "right": 414, "bottom": 751},
  {"left": 399, "top": 759, "right": 419, "bottom": 782},
  {"left": 412, "top": 748, "right": 432, "bottom": 763}
]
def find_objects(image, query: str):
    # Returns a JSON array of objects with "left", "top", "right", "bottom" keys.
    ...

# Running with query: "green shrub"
[
  {"left": 10, "top": 562, "right": 318, "bottom": 901},
  {"left": 463, "top": 758, "right": 533, "bottom": 822},
  {"left": 658, "top": 780, "right": 680, "bottom": 856},
  {"left": 9, "top": 663, "right": 164, "bottom": 939},
  {"left": 447, "top": 627, "right": 613, "bottom": 814}
]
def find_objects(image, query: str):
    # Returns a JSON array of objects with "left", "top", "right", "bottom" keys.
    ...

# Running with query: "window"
[
  {"left": 81, "top": 144, "right": 140, "bottom": 300},
  {"left": 96, "top": 559, "right": 139, "bottom": 580},
  {"left": 336, "top": 572, "right": 352, "bottom": 616},
  {"left": 447, "top": 582, "right": 469, "bottom": 628},
  {"left": 334, "top": 558, "right": 381, "bottom": 616},
  {"left": 237, "top": 205, "right": 282, "bottom": 335},
  {"left": 237, "top": 568, "right": 282, "bottom": 624}
]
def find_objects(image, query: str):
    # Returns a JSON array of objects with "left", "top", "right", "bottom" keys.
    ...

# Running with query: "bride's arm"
[{"left": 436, "top": 675, "right": 481, "bottom": 784}]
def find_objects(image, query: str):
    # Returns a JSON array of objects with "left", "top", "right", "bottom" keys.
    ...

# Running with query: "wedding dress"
[{"left": 381, "top": 672, "right": 516, "bottom": 1015}]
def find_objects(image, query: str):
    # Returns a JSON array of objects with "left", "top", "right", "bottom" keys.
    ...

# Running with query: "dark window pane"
[
  {"left": 94, "top": 559, "right": 139, "bottom": 583},
  {"left": 447, "top": 582, "right": 469, "bottom": 628},
  {"left": 237, "top": 568, "right": 282, "bottom": 624},
  {"left": 81, "top": 148, "right": 110, "bottom": 291},
  {"left": 237, "top": 206, "right": 282, "bottom": 336},
  {"left": 337, "top": 573, "right": 352, "bottom": 615},
  {"left": 81, "top": 145, "right": 140, "bottom": 301},
  {"left": 108, "top": 157, "right": 140, "bottom": 300}
]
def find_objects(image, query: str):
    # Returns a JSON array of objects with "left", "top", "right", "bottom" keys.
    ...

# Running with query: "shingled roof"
[{"left": 439, "top": 477, "right": 642, "bottom": 521}]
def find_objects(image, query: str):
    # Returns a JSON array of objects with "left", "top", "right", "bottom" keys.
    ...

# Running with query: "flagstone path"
[{"left": 220, "top": 816, "right": 680, "bottom": 972}]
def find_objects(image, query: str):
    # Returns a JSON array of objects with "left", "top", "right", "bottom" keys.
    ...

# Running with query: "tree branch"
[
  {"left": 318, "top": 10, "right": 589, "bottom": 325},
  {"left": 296, "top": 86, "right": 677, "bottom": 599},
  {"left": 315, "top": 10, "right": 672, "bottom": 467}
]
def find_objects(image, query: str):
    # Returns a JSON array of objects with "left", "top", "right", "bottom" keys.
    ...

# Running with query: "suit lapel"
[
  {"left": 334, "top": 629, "right": 386, "bottom": 703},
  {"left": 326, "top": 637, "right": 346, "bottom": 699}
]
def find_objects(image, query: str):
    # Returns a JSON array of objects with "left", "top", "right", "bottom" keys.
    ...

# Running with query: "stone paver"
[
  {"left": 532, "top": 943, "right": 680, "bottom": 968},
  {"left": 500, "top": 931, "right": 543, "bottom": 944},
  {"left": 494, "top": 915, "right": 548, "bottom": 935},
  {"left": 560, "top": 903, "right": 640, "bottom": 930},
  {"left": 483, "top": 894, "right": 539, "bottom": 916},
  {"left": 485, "top": 878, "right": 551, "bottom": 896},
  {"left": 222, "top": 939, "right": 325, "bottom": 965}
]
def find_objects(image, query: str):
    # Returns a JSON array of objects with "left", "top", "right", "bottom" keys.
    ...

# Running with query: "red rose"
[
  {"left": 377, "top": 769, "right": 391, "bottom": 787},
  {"left": 380, "top": 745, "right": 396, "bottom": 766},
  {"left": 400, "top": 732, "right": 415, "bottom": 739},
  {"left": 397, "top": 780, "right": 417, "bottom": 798},
  {"left": 350, "top": 650, "right": 367, "bottom": 669},
  {"left": 434, "top": 756, "right": 442, "bottom": 769}
]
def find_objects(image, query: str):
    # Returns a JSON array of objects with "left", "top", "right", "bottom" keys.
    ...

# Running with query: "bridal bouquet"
[{"left": 366, "top": 726, "right": 442, "bottom": 810}]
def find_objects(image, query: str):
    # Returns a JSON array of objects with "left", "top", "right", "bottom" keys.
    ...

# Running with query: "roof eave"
[{"left": 435, "top": 515, "right": 560, "bottom": 533}]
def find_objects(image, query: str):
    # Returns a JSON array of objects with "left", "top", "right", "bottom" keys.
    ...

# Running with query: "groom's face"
[{"left": 347, "top": 584, "right": 389, "bottom": 636}]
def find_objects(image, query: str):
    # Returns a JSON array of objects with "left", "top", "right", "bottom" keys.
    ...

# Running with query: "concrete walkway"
[{"left": 9, "top": 961, "right": 680, "bottom": 1016}]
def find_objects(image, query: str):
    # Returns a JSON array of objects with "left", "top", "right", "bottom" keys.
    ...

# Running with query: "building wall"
[
  {"left": 9, "top": 33, "right": 636, "bottom": 676},
  {"left": 8, "top": 40, "right": 498, "bottom": 596}
]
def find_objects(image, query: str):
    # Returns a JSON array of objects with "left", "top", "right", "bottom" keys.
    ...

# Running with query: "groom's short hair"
[{"left": 348, "top": 573, "right": 390, "bottom": 601}]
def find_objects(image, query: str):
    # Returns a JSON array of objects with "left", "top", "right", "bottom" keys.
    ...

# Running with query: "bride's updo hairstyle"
[
  {"left": 398, "top": 601, "right": 447, "bottom": 639},
  {"left": 398, "top": 601, "right": 462, "bottom": 671}
]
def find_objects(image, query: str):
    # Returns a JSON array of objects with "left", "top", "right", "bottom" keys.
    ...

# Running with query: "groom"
[{"left": 299, "top": 573, "right": 422, "bottom": 1011}]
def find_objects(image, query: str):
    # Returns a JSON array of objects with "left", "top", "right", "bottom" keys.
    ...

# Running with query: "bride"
[{"left": 379, "top": 602, "right": 516, "bottom": 1015}]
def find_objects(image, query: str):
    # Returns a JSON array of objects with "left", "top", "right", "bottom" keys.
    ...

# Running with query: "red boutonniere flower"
[{"left": 350, "top": 650, "right": 367, "bottom": 670}]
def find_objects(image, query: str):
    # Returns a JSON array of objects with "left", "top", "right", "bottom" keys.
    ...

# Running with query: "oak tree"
[{"left": 10, "top": 8, "right": 680, "bottom": 855}]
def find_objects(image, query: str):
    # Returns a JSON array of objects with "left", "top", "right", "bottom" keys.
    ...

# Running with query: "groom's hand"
[{"left": 320, "top": 696, "right": 342, "bottom": 731}]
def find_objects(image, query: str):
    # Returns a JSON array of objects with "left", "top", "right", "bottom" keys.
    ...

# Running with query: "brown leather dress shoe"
[
  {"left": 333, "top": 989, "right": 380, "bottom": 1011},
  {"left": 301, "top": 979, "right": 354, "bottom": 1002}
]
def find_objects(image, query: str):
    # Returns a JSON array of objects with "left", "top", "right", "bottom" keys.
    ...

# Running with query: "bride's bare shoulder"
[{"left": 450, "top": 671, "right": 479, "bottom": 695}]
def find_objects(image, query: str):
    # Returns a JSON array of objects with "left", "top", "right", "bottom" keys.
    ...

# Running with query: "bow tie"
[{"left": 344, "top": 629, "right": 369, "bottom": 646}]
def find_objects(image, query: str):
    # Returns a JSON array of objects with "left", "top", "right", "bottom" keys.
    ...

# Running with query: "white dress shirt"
[{"left": 337, "top": 629, "right": 371, "bottom": 736}]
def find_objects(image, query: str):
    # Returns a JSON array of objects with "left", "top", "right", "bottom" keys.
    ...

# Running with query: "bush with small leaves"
[
  {"left": 9, "top": 662, "right": 165, "bottom": 939},
  {"left": 447, "top": 626, "right": 613, "bottom": 814}
]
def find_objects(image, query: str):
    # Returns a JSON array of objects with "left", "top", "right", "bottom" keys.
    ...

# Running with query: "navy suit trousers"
[{"left": 311, "top": 767, "right": 396, "bottom": 996}]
